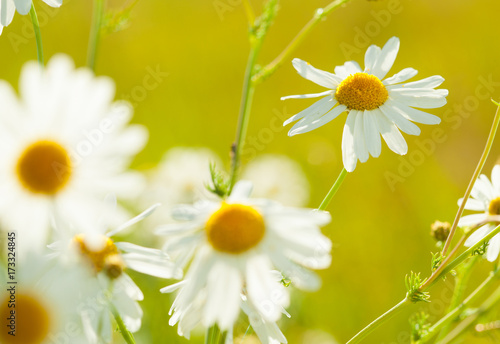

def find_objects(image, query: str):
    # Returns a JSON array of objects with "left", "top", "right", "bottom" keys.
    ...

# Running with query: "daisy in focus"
[
  {"left": 282, "top": 36, "right": 448, "bottom": 172},
  {"left": 0, "top": 254, "right": 87, "bottom": 344},
  {"left": 49, "top": 203, "right": 180, "bottom": 343},
  {"left": 157, "top": 181, "right": 332, "bottom": 339},
  {"left": 0, "top": 0, "right": 62, "bottom": 34},
  {"left": 458, "top": 165, "right": 500, "bottom": 262},
  {"left": 242, "top": 154, "right": 310, "bottom": 207},
  {"left": 0, "top": 55, "right": 147, "bottom": 254}
]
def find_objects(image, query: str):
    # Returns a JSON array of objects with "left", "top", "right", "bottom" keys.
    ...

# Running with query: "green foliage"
[
  {"left": 206, "top": 163, "right": 230, "bottom": 198},
  {"left": 472, "top": 241, "right": 489, "bottom": 256},
  {"left": 431, "top": 252, "right": 444, "bottom": 273},
  {"left": 405, "top": 272, "right": 430, "bottom": 303},
  {"left": 250, "top": 0, "right": 279, "bottom": 44},
  {"left": 409, "top": 312, "right": 431, "bottom": 343},
  {"left": 101, "top": 0, "right": 139, "bottom": 35}
]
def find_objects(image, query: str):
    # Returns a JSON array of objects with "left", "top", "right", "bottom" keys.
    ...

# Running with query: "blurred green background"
[{"left": 2, "top": 0, "right": 500, "bottom": 343}]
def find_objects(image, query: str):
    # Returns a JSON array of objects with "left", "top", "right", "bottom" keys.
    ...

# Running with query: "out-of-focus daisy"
[
  {"left": 0, "top": 0, "right": 62, "bottom": 34},
  {"left": 139, "top": 147, "right": 221, "bottom": 227},
  {"left": 282, "top": 36, "right": 448, "bottom": 172},
  {"left": 49, "top": 204, "right": 179, "bottom": 342},
  {"left": 0, "top": 254, "right": 87, "bottom": 344},
  {"left": 157, "top": 181, "right": 331, "bottom": 338},
  {"left": 0, "top": 55, "right": 147, "bottom": 254},
  {"left": 242, "top": 154, "right": 310, "bottom": 207},
  {"left": 458, "top": 165, "right": 500, "bottom": 262}
]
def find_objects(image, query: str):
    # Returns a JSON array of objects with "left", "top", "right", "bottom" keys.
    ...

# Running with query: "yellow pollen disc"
[
  {"left": 0, "top": 292, "right": 52, "bottom": 344},
  {"left": 73, "top": 234, "right": 120, "bottom": 274},
  {"left": 205, "top": 203, "right": 265, "bottom": 254},
  {"left": 335, "top": 73, "right": 389, "bottom": 111},
  {"left": 16, "top": 140, "right": 72, "bottom": 195},
  {"left": 488, "top": 197, "right": 500, "bottom": 215}
]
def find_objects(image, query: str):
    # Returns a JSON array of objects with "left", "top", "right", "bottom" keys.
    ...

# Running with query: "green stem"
[
  {"left": 418, "top": 269, "right": 499, "bottom": 343},
  {"left": 252, "top": 0, "right": 351, "bottom": 84},
  {"left": 109, "top": 302, "right": 136, "bottom": 344},
  {"left": 87, "top": 0, "right": 105, "bottom": 70},
  {"left": 435, "top": 256, "right": 480, "bottom": 341},
  {"left": 318, "top": 168, "right": 348, "bottom": 210},
  {"left": 205, "top": 325, "right": 226, "bottom": 344},
  {"left": 439, "top": 282, "right": 500, "bottom": 344},
  {"left": 441, "top": 104, "right": 500, "bottom": 256},
  {"left": 345, "top": 298, "right": 410, "bottom": 344},
  {"left": 29, "top": 4, "right": 44, "bottom": 65},
  {"left": 228, "top": 43, "right": 263, "bottom": 193}
]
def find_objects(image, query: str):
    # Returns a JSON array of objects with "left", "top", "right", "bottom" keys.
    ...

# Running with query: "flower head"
[
  {"left": 458, "top": 165, "right": 500, "bottom": 261},
  {"left": 282, "top": 36, "right": 448, "bottom": 172},
  {"left": 157, "top": 181, "right": 332, "bottom": 339},
  {"left": 0, "top": 55, "right": 147, "bottom": 255}
]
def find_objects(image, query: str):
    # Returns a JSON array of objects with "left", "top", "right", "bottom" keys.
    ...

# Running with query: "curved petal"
[
  {"left": 288, "top": 104, "right": 346, "bottom": 136},
  {"left": 342, "top": 111, "right": 357, "bottom": 172},
  {"left": 364, "top": 45, "right": 381, "bottom": 72},
  {"left": 374, "top": 108, "right": 408, "bottom": 155},
  {"left": 292, "top": 58, "right": 341, "bottom": 88},
  {"left": 380, "top": 104, "right": 421, "bottom": 136},
  {"left": 383, "top": 68, "right": 418, "bottom": 85},
  {"left": 370, "top": 37, "right": 400, "bottom": 80},
  {"left": 284, "top": 96, "right": 334, "bottom": 126},
  {"left": 486, "top": 234, "right": 500, "bottom": 262}
]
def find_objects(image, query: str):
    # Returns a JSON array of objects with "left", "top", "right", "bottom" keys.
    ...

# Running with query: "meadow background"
[{"left": 2, "top": 0, "right": 500, "bottom": 343}]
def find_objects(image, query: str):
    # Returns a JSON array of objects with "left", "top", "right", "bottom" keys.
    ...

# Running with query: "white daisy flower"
[
  {"left": 0, "top": 254, "right": 87, "bottom": 344},
  {"left": 458, "top": 165, "right": 500, "bottom": 262},
  {"left": 242, "top": 154, "right": 310, "bottom": 207},
  {"left": 0, "top": 55, "right": 147, "bottom": 255},
  {"left": 48, "top": 204, "right": 179, "bottom": 343},
  {"left": 0, "top": 0, "right": 62, "bottom": 34},
  {"left": 157, "top": 181, "right": 332, "bottom": 338},
  {"left": 282, "top": 36, "right": 448, "bottom": 172}
]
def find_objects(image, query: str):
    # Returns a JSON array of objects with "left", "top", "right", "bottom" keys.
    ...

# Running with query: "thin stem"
[
  {"left": 242, "top": 0, "right": 255, "bottom": 25},
  {"left": 345, "top": 298, "right": 410, "bottom": 344},
  {"left": 252, "top": 0, "right": 351, "bottom": 84},
  {"left": 439, "top": 283, "right": 500, "bottom": 344},
  {"left": 29, "top": 4, "right": 44, "bottom": 65},
  {"left": 87, "top": 0, "right": 105, "bottom": 71},
  {"left": 205, "top": 325, "right": 226, "bottom": 344},
  {"left": 441, "top": 104, "right": 500, "bottom": 256},
  {"left": 109, "top": 302, "right": 136, "bottom": 344},
  {"left": 418, "top": 270, "right": 499, "bottom": 343},
  {"left": 318, "top": 168, "right": 348, "bottom": 210},
  {"left": 435, "top": 256, "right": 480, "bottom": 341},
  {"left": 228, "top": 44, "right": 262, "bottom": 192}
]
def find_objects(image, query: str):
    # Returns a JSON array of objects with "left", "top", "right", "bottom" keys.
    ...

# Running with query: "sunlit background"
[{"left": 2, "top": 0, "right": 500, "bottom": 343}]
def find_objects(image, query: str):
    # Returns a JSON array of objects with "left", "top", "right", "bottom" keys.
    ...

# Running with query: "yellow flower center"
[
  {"left": 16, "top": 140, "right": 72, "bottom": 195},
  {"left": 488, "top": 197, "right": 500, "bottom": 215},
  {"left": 335, "top": 73, "right": 389, "bottom": 111},
  {"left": 205, "top": 203, "right": 265, "bottom": 254},
  {"left": 73, "top": 234, "right": 124, "bottom": 277},
  {"left": 0, "top": 292, "right": 52, "bottom": 344}
]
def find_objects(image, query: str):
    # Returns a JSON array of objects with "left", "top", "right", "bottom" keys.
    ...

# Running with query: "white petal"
[
  {"left": 107, "top": 204, "right": 160, "bottom": 237},
  {"left": 363, "top": 110, "right": 382, "bottom": 158},
  {"left": 465, "top": 224, "right": 493, "bottom": 247},
  {"left": 374, "top": 108, "right": 408, "bottom": 155},
  {"left": 389, "top": 75, "right": 444, "bottom": 89},
  {"left": 342, "top": 111, "right": 357, "bottom": 172},
  {"left": 122, "top": 252, "right": 180, "bottom": 279},
  {"left": 380, "top": 105, "right": 421, "bottom": 136},
  {"left": 486, "top": 234, "right": 500, "bottom": 262},
  {"left": 288, "top": 104, "right": 346, "bottom": 136},
  {"left": 457, "top": 197, "right": 487, "bottom": 212},
  {"left": 334, "top": 61, "right": 362, "bottom": 78},
  {"left": 364, "top": 45, "right": 381, "bottom": 73},
  {"left": 271, "top": 253, "right": 321, "bottom": 291},
  {"left": 284, "top": 96, "right": 335, "bottom": 126},
  {"left": 390, "top": 101, "right": 441, "bottom": 125},
  {"left": 42, "top": 0, "right": 62, "bottom": 7},
  {"left": 370, "top": 37, "right": 400, "bottom": 80},
  {"left": 353, "top": 111, "right": 369, "bottom": 163},
  {"left": 390, "top": 92, "right": 447, "bottom": 109},
  {"left": 281, "top": 90, "right": 333, "bottom": 100},
  {"left": 292, "top": 58, "right": 341, "bottom": 88},
  {"left": 383, "top": 68, "right": 418, "bottom": 85},
  {"left": 459, "top": 214, "right": 489, "bottom": 227},
  {"left": 0, "top": 0, "right": 15, "bottom": 27},
  {"left": 13, "top": 0, "right": 30, "bottom": 15},
  {"left": 228, "top": 180, "right": 253, "bottom": 201}
]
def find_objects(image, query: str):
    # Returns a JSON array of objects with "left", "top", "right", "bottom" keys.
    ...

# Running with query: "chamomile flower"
[
  {"left": 48, "top": 204, "right": 179, "bottom": 342},
  {"left": 0, "top": 254, "right": 87, "bottom": 344},
  {"left": 282, "top": 36, "right": 448, "bottom": 172},
  {"left": 458, "top": 165, "right": 500, "bottom": 262},
  {"left": 242, "top": 154, "right": 310, "bottom": 207},
  {"left": 0, "top": 55, "right": 147, "bottom": 255},
  {"left": 157, "top": 181, "right": 332, "bottom": 338},
  {"left": 0, "top": 0, "right": 62, "bottom": 34}
]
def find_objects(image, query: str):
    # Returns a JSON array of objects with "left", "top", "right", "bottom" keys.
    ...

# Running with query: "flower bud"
[
  {"left": 104, "top": 254, "right": 126, "bottom": 280},
  {"left": 430, "top": 221, "right": 451, "bottom": 242}
]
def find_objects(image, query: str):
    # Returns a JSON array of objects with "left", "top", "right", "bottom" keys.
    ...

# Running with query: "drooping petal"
[
  {"left": 284, "top": 96, "right": 335, "bottom": 126},
  {"left": 363, "top": 110, "right": 382, "bottom": 158},
  {"left": 341, "top": 111, "right": 357, "bottom": 172},
  {"left": 288, "top": 104, "right": 346, "bottom": 136},
  {"left": 374, "top": 108, "right": 408, "bottom": 155},
  {"left": 353, "top": 111, "right": 369, "bottom": 163},
  {"left": 380, "top": 104, "right": 421, "bottom": 136}
]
